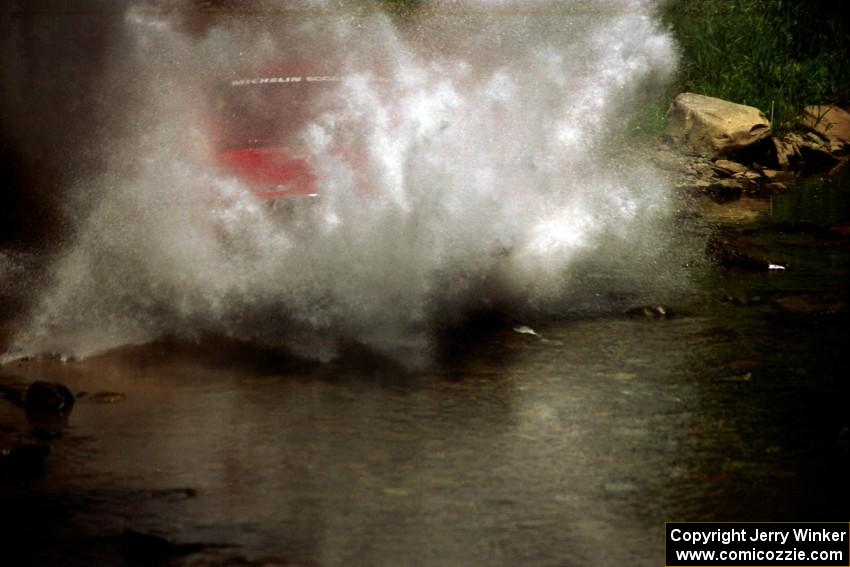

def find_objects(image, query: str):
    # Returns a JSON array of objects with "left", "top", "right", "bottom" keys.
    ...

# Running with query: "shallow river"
[{"left": 2, "top": 173, "right": 849, "bottom": 566}]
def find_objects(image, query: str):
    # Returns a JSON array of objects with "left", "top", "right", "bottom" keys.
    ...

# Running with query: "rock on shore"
[
  {"left": 659, "top": 93, "right": 850, "bottom": 200},
  {"left": 665, "top": 93, "right": 772, "bottom": 159},
  {"left": 801, "top": 105, "right": 850, "bottom": 154}
]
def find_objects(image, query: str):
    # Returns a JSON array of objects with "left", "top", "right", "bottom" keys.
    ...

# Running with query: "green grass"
[
  {"left": 378, "top": 0, "right": 422, "bottom": 16},
  {"left": 660, "top": 0, "right": 850, "bottom": 133}
]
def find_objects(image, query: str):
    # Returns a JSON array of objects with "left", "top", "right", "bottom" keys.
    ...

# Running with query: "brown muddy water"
[{"left": 2, "top": 173, "right": 849, "bottom": 566}]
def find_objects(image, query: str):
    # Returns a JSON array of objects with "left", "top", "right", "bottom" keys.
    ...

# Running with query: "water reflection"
[{"left": 0, "top": 315, "right": 735, "bottom": 564}]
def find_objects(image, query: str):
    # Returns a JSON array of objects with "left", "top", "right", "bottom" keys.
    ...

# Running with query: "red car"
[{"left": 210, "top": 63, "right": 349, "bottom": 201}]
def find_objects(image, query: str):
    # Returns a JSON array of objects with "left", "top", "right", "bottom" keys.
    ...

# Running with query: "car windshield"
[{"left": 213, "top": 74, "right": 340, "bottom": 150}]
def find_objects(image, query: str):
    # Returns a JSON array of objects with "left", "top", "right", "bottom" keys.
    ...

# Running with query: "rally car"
[{"left": 210, "top": 64, "right": 346, "bottom": 201}]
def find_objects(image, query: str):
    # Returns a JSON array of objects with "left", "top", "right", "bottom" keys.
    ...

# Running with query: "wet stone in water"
[
  {"left": 705, "top": 230, "right": 786, "bottom": 271},
  {"left": 626, "top": 305, "right": 673, "bottom": 319},
  {"left": 24, "top": 381, "right": 75, "bottom": 416},
  {"left": 89, "top": 392, "right": 127, "bottom": 404}
]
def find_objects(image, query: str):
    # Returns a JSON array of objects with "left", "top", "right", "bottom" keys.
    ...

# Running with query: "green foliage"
[
  {"left": 378, "top": 0, "right": 422, "bottom": 15},
  {"left": 661, "top": 0, "right": 850, "bottom": 132}
]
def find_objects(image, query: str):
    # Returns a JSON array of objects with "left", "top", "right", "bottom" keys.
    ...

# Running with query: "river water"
[{"left": 2, "top": 172, "right": 849, "bottom": 566}]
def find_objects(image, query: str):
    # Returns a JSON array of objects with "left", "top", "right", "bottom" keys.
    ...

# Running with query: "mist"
[{"left": 1, "top": 0, "right": 677, "bottom": 367}]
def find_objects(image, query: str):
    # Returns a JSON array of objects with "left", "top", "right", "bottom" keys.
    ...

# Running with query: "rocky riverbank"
[{"left": 655, "top": 92, "right": 850, "bottom": 201}]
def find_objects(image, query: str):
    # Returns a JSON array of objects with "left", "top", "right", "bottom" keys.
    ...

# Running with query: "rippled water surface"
[{"left": 3, "top": 176, "right": 849, "bottom": 566}]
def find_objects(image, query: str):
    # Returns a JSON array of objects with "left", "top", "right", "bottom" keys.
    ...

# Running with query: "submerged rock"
[
  {"left": 24, "top": 381, "right": 75, "bottom": 416},
  {"left": 512, "top": 326, "right": 539, "bottom": 337},
  {"left": 665, "top": 93, "right": 772, "bottom": 159},
  {"left": 511, "top": 325, "right": 563, "bottom": 345},
  {"left": 23, "top": 382, "right": 76, "bottom": 438},
  {"left": 705, "top": 231, "right": 786, "bottom": 271},
  {"left": 89, "top": 392, "right": 127, "bottom": 404},
  {"left": 626, "top": 305, "right": 673, "bottom": 319}
]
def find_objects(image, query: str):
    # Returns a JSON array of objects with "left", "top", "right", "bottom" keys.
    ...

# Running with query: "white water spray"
[{"left": 4, "top": 1, "right": 677, "bottom": 367}]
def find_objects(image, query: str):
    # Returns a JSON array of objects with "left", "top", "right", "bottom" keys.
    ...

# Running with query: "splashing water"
[{"left": 4, "top": 1, "right": 677, "bottom": 367}]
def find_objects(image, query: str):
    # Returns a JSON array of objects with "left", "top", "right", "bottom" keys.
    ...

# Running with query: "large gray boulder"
[{"left": 665, "top": 93, "right": 772, "bottom": 158}]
